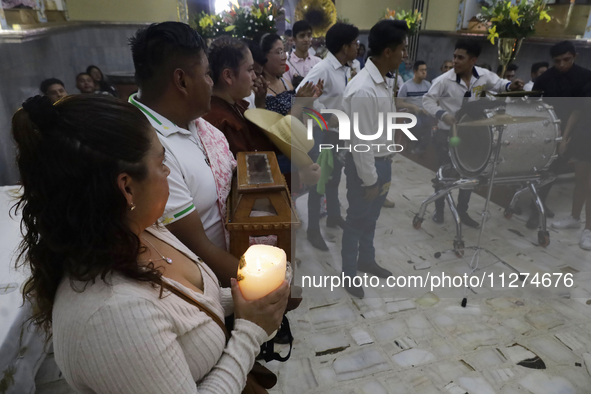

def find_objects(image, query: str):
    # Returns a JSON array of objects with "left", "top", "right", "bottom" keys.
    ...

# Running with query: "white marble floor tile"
[{"left": 280, "top": 155, "right": 591, "bottom": 393}]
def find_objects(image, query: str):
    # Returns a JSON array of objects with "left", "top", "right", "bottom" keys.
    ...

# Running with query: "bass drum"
[{"left": 450, "top": 99, "right": 560, "bottom": 179}]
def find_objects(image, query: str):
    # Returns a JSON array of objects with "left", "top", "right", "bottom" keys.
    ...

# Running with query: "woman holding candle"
[{"left": 12, "top": 94, "right": 289, "bottom": 393}]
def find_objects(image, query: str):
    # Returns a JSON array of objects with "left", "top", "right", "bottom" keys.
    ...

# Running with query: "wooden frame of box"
[{"left": 226, "top": 151, "right": 300, "bottom": 260}]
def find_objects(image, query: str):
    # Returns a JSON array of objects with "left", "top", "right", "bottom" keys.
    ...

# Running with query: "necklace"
[
  {"left": 190, "top": 134, "right": 211, "bottom": 167},
  {"left": 141, "top": 236, "right": 173, "bottom": 264}
]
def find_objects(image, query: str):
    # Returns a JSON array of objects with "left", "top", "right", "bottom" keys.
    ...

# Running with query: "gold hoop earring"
[{"left": 130, "top": 203, "right": 136, "bottom": 211}]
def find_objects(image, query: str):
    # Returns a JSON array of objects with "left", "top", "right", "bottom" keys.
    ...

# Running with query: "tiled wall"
[{"left": 0, "top": 24, "right": 145, "bottom": 186}]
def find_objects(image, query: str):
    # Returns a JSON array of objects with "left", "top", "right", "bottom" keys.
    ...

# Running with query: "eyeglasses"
[{"left": 270, "top": 49, "right": 286, "bottom": 57}]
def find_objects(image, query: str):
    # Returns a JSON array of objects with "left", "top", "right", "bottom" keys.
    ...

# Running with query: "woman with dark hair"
[
  {"left": 12, "top": 94, "right": 289, "bottom": 392},
  {"left": 203, "top": 36, "right": 320, "bottom": 201},
  {"left": 260, "top": 33, "right": 322, "bottom": 115},
  {"left": 86, "top": 65, "right": 118, "bottom": 97},
  {"left": 203, "top": 36, "right": 278, "bottom": 156}
]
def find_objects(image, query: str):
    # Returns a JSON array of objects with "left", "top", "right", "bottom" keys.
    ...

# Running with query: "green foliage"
[{"left": 478, "top": 0, "right": 551, "bottom": 43}]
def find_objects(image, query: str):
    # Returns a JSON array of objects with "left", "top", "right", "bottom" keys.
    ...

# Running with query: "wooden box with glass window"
[{"left": 226, "top": 151, "right": 300, "bottom": 261}]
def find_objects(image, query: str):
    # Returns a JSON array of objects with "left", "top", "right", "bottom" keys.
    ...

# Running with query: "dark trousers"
[
  {"left": 433, "top": 128, "right": 471, "bottom": 213},
  {"left": 307, "top": 130, "right": 343, "bottom": 233},
  {"left": 341, "top": 153, "right": 392, "bottom": 277}
]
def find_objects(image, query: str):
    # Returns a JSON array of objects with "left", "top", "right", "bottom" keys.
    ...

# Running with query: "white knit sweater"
[{"left": 52, "top": 226, "right": 268, "bottom": 393}]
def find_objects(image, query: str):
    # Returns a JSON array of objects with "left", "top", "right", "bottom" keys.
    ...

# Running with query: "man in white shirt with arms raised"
[{"left": 423, "top": 39, "right": 524, "bottom": 228}]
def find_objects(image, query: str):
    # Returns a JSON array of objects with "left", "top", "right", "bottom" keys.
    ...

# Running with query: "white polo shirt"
[
  {"left": 129, "top": 95, "right": 225, "bottom": 249},
  {"left": 343, "top": 58, "right": 396, "bottom": 187},
  {"left": 423, "top": 66, "right": 511, "bottom": 130}
]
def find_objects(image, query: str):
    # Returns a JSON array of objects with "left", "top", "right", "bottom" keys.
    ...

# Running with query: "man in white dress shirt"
[
  {"left": 423, "top": 39, "right": 524, "bottom": 228},
  {"left": 340, "top": 19, "right": 409, "bottom": 298},
  {"left": 296, "top": 22, "right": 359, "bottom": 250}
]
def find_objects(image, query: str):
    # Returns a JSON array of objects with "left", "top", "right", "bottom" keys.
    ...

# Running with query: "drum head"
[{"left": 451, "top": 114, "right": 492, "bottom": 178}]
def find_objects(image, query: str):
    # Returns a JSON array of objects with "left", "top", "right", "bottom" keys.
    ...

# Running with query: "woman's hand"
[
  {"left": 253, "top": 75, "right": 269, "bottom": 108},
  {"left": 295, "top": 82, "right": 316, "bottom": 98},
  {"left": 231, "top": 278, "right": 289, "bottom": 335}
]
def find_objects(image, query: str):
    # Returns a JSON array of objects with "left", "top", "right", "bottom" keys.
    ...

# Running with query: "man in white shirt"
[
  {"left": 340, "top": 19, "right": 409, "bottom": 298},
  {"left": 423, "top": 39, "right": 524, "bottom": 228},
  {"left": 523, "top": 61, "right": 548, "bottom": 91},
  {"left": 128, "top": 22, "right": 239, "bottom": 287},
  {"left": 285, "top": 21, "right": 321, "bottom": 87},
  {"left": 496, "top": 63, "right": 518, "bottom": 81},
  {"left": 296, "top": 22, "right": 359, "bottom": 250}
]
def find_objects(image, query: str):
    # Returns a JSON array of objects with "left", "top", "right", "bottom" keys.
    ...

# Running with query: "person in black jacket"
[{"left": 526, "top": 41, "right": 591, "bottom": 229}]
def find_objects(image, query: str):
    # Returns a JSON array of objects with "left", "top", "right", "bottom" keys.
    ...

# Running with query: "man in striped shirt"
[{"left": 398, "top": 60, "right": 433, "bottom": 154}]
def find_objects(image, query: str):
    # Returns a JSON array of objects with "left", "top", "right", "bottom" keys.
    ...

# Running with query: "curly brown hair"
[{"left": 12, "top": 94, "right": 163, "bottom": 334}]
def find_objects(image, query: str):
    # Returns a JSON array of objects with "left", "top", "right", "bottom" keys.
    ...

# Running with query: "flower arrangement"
[
  {"left": 229, "top": 0, "right": 284, "bottom": 39},
  {"left": 478, "top": 0, "right": 551, "bottom": 44},
  {"left": 190, "top": 0, "right": 285, "bottom": 40},
  {"left": 191, "top": 12, "right": 232, "bottom": 39},
  {"left": 384, "top": 8, "right": 422, "bottom": 35}
]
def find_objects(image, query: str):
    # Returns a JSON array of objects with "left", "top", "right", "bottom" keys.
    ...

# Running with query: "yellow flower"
[
  {"left": 509, "top": 6, "right": 522, "bottom": 25},
  {"left": 199, "top": 16, "right": 213, "bottom": 29},
  {"left": 539, "top": 10, "right": 551, "bottom": 22},
  {"left": 487, "top": 25, "right": 499, "bottom": 45},
  {"left": 491, "top": 15, "right": 503, "bottom": 23}
]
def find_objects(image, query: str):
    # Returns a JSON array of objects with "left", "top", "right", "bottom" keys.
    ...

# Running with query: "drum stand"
[{"left": 412, "top": 124, "right": 554, "bottom": 258}]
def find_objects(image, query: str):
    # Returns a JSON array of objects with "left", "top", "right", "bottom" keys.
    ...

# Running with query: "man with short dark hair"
[
  {"left": 399, "top": 61, "right": 430, "bottom": 108},
  {"left": 296, "top": 22, "right": 359, "bottom": 251},
  {"left": 339, "top": 19, "right": 409, "bottom": 297},
  {"left": 524, "top": 41, "right": 591, "bottom": 229},
  {"left": 285, "top": 21, "right": 320, "bottom": 85},
  {"left": 523, "top": 61, "right": 548, "bottom": 91},
  {"left": 75, "top": 73, "right": 95, "bottom": 94},
  {"left": 40, "top": 78, "right": 67, "bottom": 103},
  {"left": 441, "top": 60, "right": 453, "bottom": 74},
  {"left": 283, "top": 29, "right": 294, "bottom": 54},
  {"left": 431, "top": 60, "right": 453, "bottom": 85},
  {"left": 423, "top": 39, "right": 524, "bottom": 228},
  {"left": 496, "top": 63, "right": 518, "bottom": 81},
  {"left": 128, "top": 22, "right": 239, "bottom": 286},
  {"left": 398, "top": 60, "right": 432, "bottom": 153}
]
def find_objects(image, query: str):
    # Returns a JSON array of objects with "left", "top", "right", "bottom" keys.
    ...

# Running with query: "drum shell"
[{"left": 450, "top": 99, "right": 560, "bottom": 179}]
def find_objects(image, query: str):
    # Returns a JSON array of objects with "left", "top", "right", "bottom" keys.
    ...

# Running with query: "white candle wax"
[{"left": 237, "top": 245, "right": 287, "bottom": 301}]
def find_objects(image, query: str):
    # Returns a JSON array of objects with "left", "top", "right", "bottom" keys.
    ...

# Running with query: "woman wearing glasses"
[{"left": 260, "top": 33, "right": 322, "bottom": 116}]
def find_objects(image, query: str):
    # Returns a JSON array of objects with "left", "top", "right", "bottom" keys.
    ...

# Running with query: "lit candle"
[{"left": 237, "top": 245, "right": 287, "bottom": 301}]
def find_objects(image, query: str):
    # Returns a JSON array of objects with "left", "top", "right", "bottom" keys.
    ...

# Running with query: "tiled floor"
[{"left": 266, "top": 155, "right": 591, "bottom": 394}]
